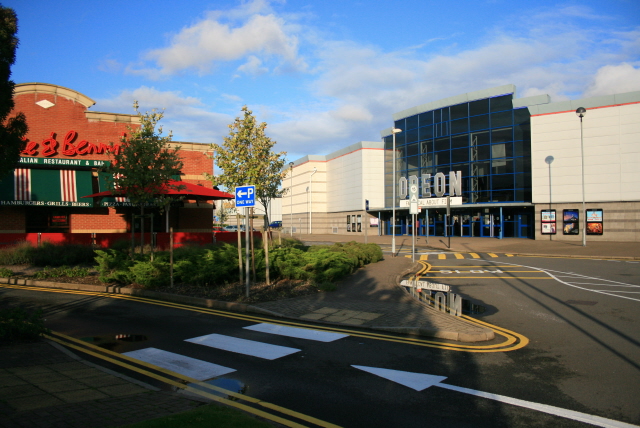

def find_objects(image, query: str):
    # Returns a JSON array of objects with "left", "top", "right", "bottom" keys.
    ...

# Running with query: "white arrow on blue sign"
[{"left": 235, "top": 185, "right": 255, "bottom": 207}]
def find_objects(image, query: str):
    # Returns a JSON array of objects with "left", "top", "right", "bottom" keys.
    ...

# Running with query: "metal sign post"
[
  {"left": 245, "top": 207, "right": 250, "bottom": 297},
  {"left": 447, "top": 195, "right": 451, "bottom": 249},
  {"left": 409, "top": 177, "right": 419, "bottom": 262},
  {"left": 235, "top": 185, "right": 255, "bottom": 298}
]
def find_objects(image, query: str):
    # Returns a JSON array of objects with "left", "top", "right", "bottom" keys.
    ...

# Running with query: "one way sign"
[{"left": 235, "top": 185, "right": 255, "bottom": 207}]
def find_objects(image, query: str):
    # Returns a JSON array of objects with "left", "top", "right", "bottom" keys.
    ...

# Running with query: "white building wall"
[
  {"left": 282, "top": 142, "right": 384, "bottom": 234},
  {"left": 326, "top": 147, "right": 385, "bottom": 212},
  {"left": 532, "top": 102, "right": 640, "bottom": 204}
]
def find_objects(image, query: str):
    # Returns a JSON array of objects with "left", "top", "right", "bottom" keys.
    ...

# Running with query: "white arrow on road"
[{"left": 352, "top": 366, "right": 638, "bottom": 428}]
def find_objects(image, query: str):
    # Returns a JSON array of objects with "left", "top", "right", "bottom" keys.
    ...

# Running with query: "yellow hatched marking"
[
  {"left": 488, "top": 253, "right": 498, "bottom": 258},
  {"left": 420, "top": 254, "right": 429, "bottom": 260},
  {"left": 438, "top": 254, "right": 446, "bottom": 260},
  {"left": 469, "top": 253, "right": 480, "bottom": 258},
  {"left": 506, "top": 254, "right": 514, "bottom": 257},
  {"left": 454, "top": 253, "right": 464, "bottom": 259}
]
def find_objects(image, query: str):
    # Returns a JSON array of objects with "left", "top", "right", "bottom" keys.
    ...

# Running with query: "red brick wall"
[
  {"left": 1, "top": 84, "right": 215, "bottom": 233},
  {"left": 0, "top": 207, "right": 25, "bottom": 232},
  {"left": 15, "top": 94, "right": 133, "bottom": 161}
]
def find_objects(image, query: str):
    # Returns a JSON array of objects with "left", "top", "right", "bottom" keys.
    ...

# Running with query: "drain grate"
[{"left": 565, "top": 300, "right": 597, "bottom": 306}]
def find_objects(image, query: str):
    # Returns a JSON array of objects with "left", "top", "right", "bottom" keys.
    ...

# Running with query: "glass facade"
[{"left": 383, "top": 94, "right": 531, "bottom": 208}]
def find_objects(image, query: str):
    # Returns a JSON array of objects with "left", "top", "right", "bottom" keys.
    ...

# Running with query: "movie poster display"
[
  {"left": 586, "top": 209, "right": 604, "bottom": 235},
  {"left": 563, "top": 209, "right": 580, "bottom": 235},
  {"left": 541, "top": 209, "right": 556, "bottom": 235}
]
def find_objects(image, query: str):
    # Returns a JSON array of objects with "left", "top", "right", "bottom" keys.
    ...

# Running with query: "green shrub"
[
  {"left": 128, "top": 260, "right": 170, "bottom": 289},
  {"left": 172, "top": 244, "right": 240, "bottom": 286},
  {"left": 0, "top": 241, "right": 33, "bottom": 265},
  {"left": 94, "top": 249, "right": 136, "bottom": 284},
  {"left": 33, "top": 266, "right": 90, "bottom": 280},
  {"left": 0, "top": 267, "right": 13, "bottom": 277},
  {"left": 0, "top": 307, "right": 50, "bottom": 343},
  {"left": 30, "top": 242, "right": 96, "bottom": 267}
]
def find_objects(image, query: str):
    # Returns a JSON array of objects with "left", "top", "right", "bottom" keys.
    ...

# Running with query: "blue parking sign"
[{"left": 235, "top": 185, "right": 255, "bottom": 207}]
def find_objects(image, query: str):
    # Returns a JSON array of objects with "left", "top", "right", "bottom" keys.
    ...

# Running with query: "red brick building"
[{"left": 0, "top": 83, "right": 215, "bottom": 233}]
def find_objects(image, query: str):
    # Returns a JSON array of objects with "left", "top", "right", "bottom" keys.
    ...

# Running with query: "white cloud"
[
  {"left": 95, "top": 87, "right": 233, "bottom": 143},
  {"left": 132, "top": 1, "right": 305, "bottom": 77},
  {"left": 237, "top": 55, "right": 269, "bottom": 76},
  {"left": 583, "top": 63, "right": 640, "bottom": 97},
  {"left": 118, "top": 4, "right": 640, "bottom": 160}
]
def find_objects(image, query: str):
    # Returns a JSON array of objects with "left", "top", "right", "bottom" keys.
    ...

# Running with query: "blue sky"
[{"left": 5, "top": 0, "right": 640, "bottom": 161}]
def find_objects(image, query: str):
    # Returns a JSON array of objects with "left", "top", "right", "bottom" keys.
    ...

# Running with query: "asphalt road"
[
  {"left": 1, "top": 254, "right": 639, "bottom": 427},
  {"left": 414, "top": 253, "right": 640, "bottom": 426}
]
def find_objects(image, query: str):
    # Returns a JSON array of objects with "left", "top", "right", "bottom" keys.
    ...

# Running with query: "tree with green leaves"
[
  {"left": 0, "top": 6, "right": 28, "bottom": 178},
  {"left": 209, "top": 106, "right": 287, "bottom": 229},
  {"left": 103, "top": 102, "right": 184, "bottom": 252},
  {"left": 209, "top": 106, "right": 287, "bottom": 289}
]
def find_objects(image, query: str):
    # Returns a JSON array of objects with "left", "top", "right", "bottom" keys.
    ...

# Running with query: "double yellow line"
[
  {"left": 402, "top": 262, "right": 529, "bottom": 352},
  {"left": 1, "top": 281, "right": 527, "bottom": 353},
  {"left": 45, "top": 330, "right": 339, "bottom": 428}
]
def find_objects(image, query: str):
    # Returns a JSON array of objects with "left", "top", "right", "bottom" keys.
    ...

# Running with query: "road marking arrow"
[{"left": 352, "top": 366, "right": 639, "bottom": 428}]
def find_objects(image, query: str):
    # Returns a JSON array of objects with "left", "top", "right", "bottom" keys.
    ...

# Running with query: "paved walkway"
[
  {"left": 0, "top": 341, "right": 203, "bottom": 428},
  {"left": 1, "top": 234, "right": 635, "bottom": 426}
]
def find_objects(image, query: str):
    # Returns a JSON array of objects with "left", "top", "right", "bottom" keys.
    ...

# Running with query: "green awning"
[{"left": 0, "top": 168, "right": 93, "bottom": 207}]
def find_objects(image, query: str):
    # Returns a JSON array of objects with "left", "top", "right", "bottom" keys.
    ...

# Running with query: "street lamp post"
[
  {"left": 545, "top": 155, "right": 554, "bottom": 241},
  {"left": 576, "top": 107, "right": 587, "bottom": 247},
  {"left": 391, "top": 128, "right": 402, "bottom": 257},
  {"left": 289, "top": 162, "right": 294, "bottom": 236},
  {"left": 309, "top": 167, "right": 317, "bottom": 234}
]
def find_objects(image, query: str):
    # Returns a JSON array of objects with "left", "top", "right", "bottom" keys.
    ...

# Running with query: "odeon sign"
[
  {"left": 400, "top": 279, "right": 462, "bottom": 316},
  {"left": 398, "top": 171, "right": 463, "bottom": 207}
]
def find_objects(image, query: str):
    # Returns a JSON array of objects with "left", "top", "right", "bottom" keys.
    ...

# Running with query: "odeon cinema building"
[
  {"left": 283, "top": 84, "right": 640, "bottom": 242},
  {"left": 0, "top": 83, "right": 216, "bottom": 236}
]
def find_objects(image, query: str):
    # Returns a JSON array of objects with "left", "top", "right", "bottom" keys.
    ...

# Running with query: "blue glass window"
[
  {"left": 406, "top": 115, "right": 419, "bottom": 130},
  {"left": 491, "top": 127, "right": 512, "bottom": 144},
  {"left": 469, "top": 99, "right": 489, "bottom": 116},
  {"left": 420, "top": 125, "right": 433, "bottom": 140},
  {"left": 470, "top": 114, "right": 489, "bottom": 132},
  {"left": 490, "top": 95, "right": 512, "bottom": 112},
  {"left": 451, "top": 118, "right": 468, "bottom": 134},
  {"left": 420, "top": 111, "right": 433, "bottom": 126},
  {"left": 450, "top": 103, "right": 468, "bottom": 120},
  {"left": 451, "top": 134, "right": 468, "bottom": 149},
  {"left": 434, "top": 137, "right": 450, "bottom": 152},
  {"left": 451, "top": 148, "right": 469, "bottom": 163},
  {"left": 406, "top": 128, "right": 419, "bottom": 144}
]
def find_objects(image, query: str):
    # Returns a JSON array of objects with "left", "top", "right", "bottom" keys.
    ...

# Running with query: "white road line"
[
  {"left": 123, "top": 347, "right": 235, "bottom": 380},
  {"left": 593, "top": 291, "right": 640, "bottom": 294},
  {"left": 485, "top": 261, "right": 640, "bottom": 303},
  {"left": 185, "top": 333, "right": 300, "bottom": 360},
  {"left": 244, "top": 323, "right": 348, "bottom": 342},
  {"left": 568, "top": 283, "right": 639, "bottom": 288},
  {"left": 353, "top": 366, "right": 639, "bottom": 428}
]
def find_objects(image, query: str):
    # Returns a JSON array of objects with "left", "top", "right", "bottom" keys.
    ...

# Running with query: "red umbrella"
[
  {"left": 82, "top": 179, "right": 234, "bottom": 200},
  {"left": 82, "top": 180, "right": 234, "bottom": 233}
]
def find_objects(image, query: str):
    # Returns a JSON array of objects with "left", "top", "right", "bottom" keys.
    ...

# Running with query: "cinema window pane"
[{"left": 419, "top": 111, "right": 433, "bottom": 126}]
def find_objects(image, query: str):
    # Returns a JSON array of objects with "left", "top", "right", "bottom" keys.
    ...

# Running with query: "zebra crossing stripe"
[
  {"left": 244, "top": 323, "right": 348, "bottom": 342},
  {"left": 123, "top": 347, "right": 236, "bottom": 380},
  {"left": 186, "top": 333, "right": 300, "bottom": 360}
]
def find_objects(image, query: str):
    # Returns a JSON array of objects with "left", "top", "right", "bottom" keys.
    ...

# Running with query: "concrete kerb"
[
  {"left": 1, "top": 270, "right": 495, "bottom": 342},
  {"left": 390, "top": 260, "right": 495, "bottom": 342}
]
